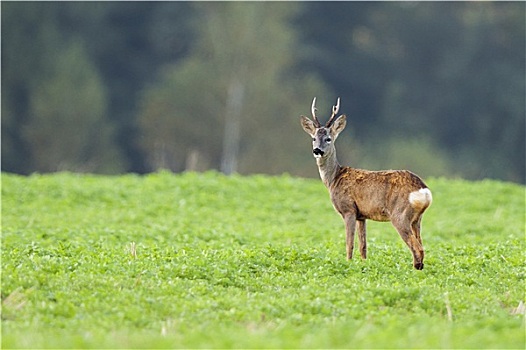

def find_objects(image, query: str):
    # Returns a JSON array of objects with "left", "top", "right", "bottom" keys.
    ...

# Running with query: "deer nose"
[{"left": 313, "top": 148, "right": 324, "bottom": 157}]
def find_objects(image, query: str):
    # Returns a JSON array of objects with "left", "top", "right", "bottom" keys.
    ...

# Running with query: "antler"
[
  {"left": 311, "top": 97, "right": 322, "bottom": 127},
  {"left": 326, "top": 97, "right": 340, "bottom": 127}
]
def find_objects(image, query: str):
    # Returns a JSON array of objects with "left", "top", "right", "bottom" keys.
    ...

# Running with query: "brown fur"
[
  {"left": 330, "top": 167, "right": 431, "bottom": 270},
  {"left": 301, "top": 98, "right": 432, "bottom": 270},
  {"left": 330, "top": 168, "right": 427, "bottom": 222}
]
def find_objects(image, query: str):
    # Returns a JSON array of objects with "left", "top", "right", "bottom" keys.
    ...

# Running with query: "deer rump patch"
[{"left": 409, "top": 188, "right": 433, "bottom": 210}]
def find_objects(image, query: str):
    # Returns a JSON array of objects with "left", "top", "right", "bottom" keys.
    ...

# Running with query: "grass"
[{"left": 1, "top": 171, "right": 525, "bottom": 348}]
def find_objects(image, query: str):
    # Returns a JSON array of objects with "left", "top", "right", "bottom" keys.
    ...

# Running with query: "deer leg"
[
  {"left": 412, "top": 216, "right": 423, "bottom": 246},
  {"left": 392, "top": 216, "right": 424, "bottom": 270},
  {"left": 343, "top": 213, "right": 356, "bottom": 260},
  {"left": 356, "top": 219, "right": 367, "bottom": 259},
  {"left": 410, "top": 216, "right": 425, "bottom": 266}
]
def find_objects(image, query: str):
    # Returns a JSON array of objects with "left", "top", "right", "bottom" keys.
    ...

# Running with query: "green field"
[{"left": 1, "top": 172, "right": 524, "bottom": 348}]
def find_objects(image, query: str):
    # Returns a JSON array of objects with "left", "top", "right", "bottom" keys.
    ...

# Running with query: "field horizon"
[{"left": 2, "top": 171, "right": 524, "bottom": 348}]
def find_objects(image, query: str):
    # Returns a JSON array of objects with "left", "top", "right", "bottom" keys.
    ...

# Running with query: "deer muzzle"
[{"left": 313, "top": 148, "right": 325, "bottom": 157}]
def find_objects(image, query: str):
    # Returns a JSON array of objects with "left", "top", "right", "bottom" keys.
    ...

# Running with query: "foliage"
[
  {"left": 2, "top": 172, "right": 524, "bottom": 348},
  {"left": 346, "top": 135, "right": 456, "bottom": 179},
  {"left": 137, "top": 2, "right": 328, "bottom": 174},
  {"left": 297, "top": 1, "right": 525, "bottom": 182},
  {"left": 1, "top": 2, "right": 123, "bottom": 174},
  {"left": 1, "top": 2, "right": 524, "bottom": 182},
  {"left": 25, "top": 41, "right": 122, "bottom": 173}
]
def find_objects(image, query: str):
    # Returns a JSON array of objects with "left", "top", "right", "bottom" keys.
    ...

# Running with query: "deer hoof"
[{"left": 414, "top": 262, "right": 424, "bottom": 270}]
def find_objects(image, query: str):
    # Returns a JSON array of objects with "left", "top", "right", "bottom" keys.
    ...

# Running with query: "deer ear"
[
  {"left": 300, "top": 116, "right": 316, "bottom": 136},
  {"left": 330, "top": 114, "right": 347, "bottom": 138}
]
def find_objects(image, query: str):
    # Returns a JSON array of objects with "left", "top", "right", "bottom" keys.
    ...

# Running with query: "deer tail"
[{"left": 409, "top": 188, "right": 433, "bottom": 210}]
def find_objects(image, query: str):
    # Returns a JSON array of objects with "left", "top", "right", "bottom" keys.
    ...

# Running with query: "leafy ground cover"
[{"left": 1, "top": 171, "right": 524, "bottom": 348}]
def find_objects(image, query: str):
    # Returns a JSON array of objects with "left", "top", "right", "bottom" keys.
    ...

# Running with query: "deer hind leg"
[
  {"left": 356, "top": 219, "right": 367, "bottom": 259},
  {"left": 410, "top": 215, "right": 425, "bottom": 269},
  {"left": 343, "top": 213, "right": 357, "bottom": 260},
  {"left": 392, "top": 214, "right": 425, "bottom": 270},
  {"left": 412, "top": 215, "right": 424, "bottom": 247}
]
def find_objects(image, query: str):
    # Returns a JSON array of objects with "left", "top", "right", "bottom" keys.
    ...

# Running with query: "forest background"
[{"left": 2, "top": 1, "right": 525, "bottom": 183}]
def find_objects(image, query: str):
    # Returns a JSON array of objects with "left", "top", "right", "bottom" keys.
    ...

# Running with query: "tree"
[
  {"left": 2, "top": 3, "right": 124, "bottom": 173},
  {"left": 1, "top": 2, "right": 60, "bottom": 173},
  {"left": 24, "top": 40, "right": 122, "bottom": 173},
  {"left": 137, "top": 2, "right": 330, "bottom": 175},
  {"left": 4, "top": 2, "right": 522, "bottom": 182},
  {"left": 296, "top": 1, "right": 525, "bottom": 182},
  {"left": 372, "top": 2, "right": 525, "bottom": 182}
]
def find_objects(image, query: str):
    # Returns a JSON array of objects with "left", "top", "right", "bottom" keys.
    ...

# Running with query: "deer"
[{"left": 300, "top": 97, "right": 432, "bottom": 270}]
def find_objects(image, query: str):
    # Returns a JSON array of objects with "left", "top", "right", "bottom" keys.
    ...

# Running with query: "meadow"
[{"left": 1, "top": 171, "right": 524, "bottom": 348}]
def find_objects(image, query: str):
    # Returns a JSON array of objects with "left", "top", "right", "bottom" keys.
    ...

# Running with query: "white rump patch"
[{"left": 409, "top": 188, "right": 433, "bottom": 209}]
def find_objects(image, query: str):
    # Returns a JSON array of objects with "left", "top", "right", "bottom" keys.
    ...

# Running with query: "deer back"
[{"left": 329, "top": 167, "right": 429, "bottom": 221}]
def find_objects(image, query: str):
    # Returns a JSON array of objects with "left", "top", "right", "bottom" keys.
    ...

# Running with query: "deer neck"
[{"left": 316, "top": 147, "right": 341, "bottom": 188}]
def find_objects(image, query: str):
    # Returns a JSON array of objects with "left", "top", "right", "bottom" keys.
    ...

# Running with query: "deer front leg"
[
  {"left": 343, "top": 212, "right": 357, "bottom": 260},
  {"left": 356, "top": 219, "right": 367, "bottom": 259}
]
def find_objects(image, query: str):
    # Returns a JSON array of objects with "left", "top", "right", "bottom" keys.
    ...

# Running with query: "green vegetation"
[
  {"left": 2, "top": 172, "right": 524, "bottom": 348},
  {"left": 2, "top": 2, "right": 524, "bottom": 182}
]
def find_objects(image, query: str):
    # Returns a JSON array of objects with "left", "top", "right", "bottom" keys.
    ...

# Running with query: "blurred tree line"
[{"left": 2, "top": 2, "right": 524, "bottom": 183}]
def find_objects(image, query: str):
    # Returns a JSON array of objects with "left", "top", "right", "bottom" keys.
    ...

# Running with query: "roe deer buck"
[{"left": 300, "top": 97, "right": 432, "bottom": 270}]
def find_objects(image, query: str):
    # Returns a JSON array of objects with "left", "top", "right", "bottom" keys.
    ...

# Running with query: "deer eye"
[
  {"left": 326, "top": 137, "right": 332, "bottom": 143},
  {"left": 312, "top": 138, "right": 316, "bottom": 141}
]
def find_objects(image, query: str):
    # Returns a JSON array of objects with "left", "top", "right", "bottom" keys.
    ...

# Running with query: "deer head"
[{"left": 300, "top": 97, "right": 347, "bottom": 158}]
